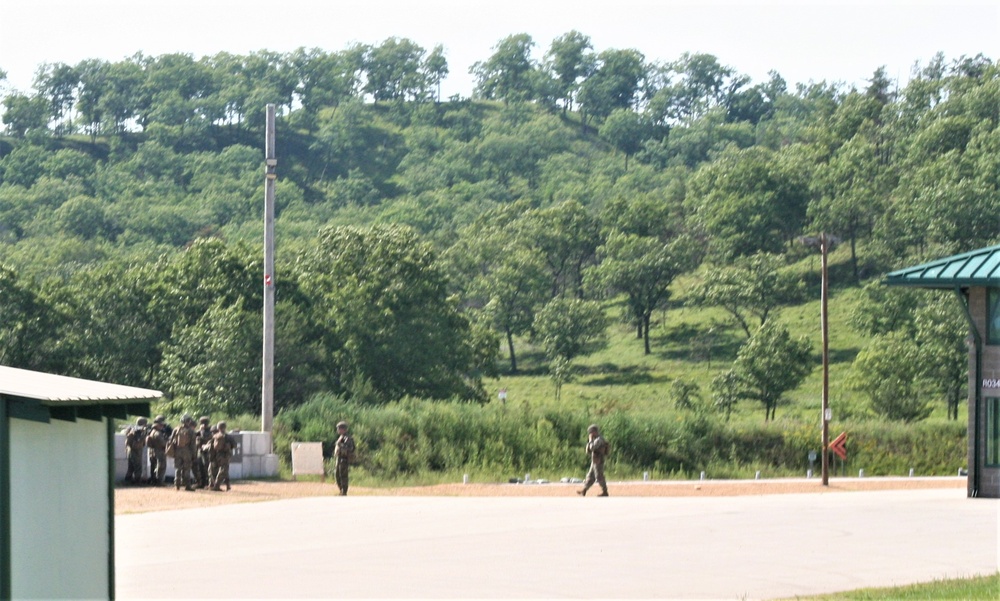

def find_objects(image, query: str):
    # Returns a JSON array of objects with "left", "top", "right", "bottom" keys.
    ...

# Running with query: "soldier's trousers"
[
  {"left": 582, "top": 461, "right": 607, "bottom": 494},
  {"left": 174, "top": 450, "right": 194, "bottom": 489},
  {"left": 125, "top": 448, "right": 143, "bottom": 483},
  {"left": 149, "top": 449, "right": 166, "bottom": 484},
  {"left": 193, "top": 454, "right": 209, "bottom": 487},
  {"left": 335, "top": 458, "right": 350, "bottom": 494},
  {"left": 211, "top": 460, "right": 231, "bottom": 490}
]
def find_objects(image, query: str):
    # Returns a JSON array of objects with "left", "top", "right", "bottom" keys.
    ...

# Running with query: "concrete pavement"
[{"left": 115, "top": 488, "right": 997, "bottom": 600}]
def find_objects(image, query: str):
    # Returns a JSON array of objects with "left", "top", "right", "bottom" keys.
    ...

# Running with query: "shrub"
[{"left": 272, "top": 394, "right": 967, "bottom": 483}]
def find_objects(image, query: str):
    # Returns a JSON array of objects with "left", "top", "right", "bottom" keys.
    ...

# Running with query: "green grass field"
[
  {"left": 783, "top": 572, "right": 999, "bottom": 600},
  {"left": 494, "top": 251, "right": 964, "bottom": 425}
]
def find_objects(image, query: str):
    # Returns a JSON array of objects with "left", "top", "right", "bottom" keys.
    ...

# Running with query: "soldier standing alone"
[
  {"left": 334, "top": 421, "right": 356, "bottom": 496},
  {"left": 577, "top": 424, "right": 610, "bottom": 497}
]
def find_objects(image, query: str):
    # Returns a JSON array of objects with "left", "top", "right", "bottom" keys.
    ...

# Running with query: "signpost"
[{"left": 829, "top": 431, "right": 848, "bottom": 461}]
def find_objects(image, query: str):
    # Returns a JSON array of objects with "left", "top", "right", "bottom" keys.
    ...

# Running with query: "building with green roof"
[
  {"left": 0, "top": 366, "right": 159, "bottom": 599},
  {"left": 885, "top": 243, "right": 1000, "bottom": 498}
]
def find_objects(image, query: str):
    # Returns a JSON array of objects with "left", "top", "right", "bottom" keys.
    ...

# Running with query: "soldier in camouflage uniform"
[
  {"left": 577, "top": 424, "right": 610, "bottom": 497},
  {"left": 334, "top": 421, "right": 356, "bottom": 496},
  {"left": 193, "top": 416, "right": 213, "bottom": 489},
  {"left": 124, "top": 417, "right": 147, "bottom": 485},
  {"left": 171, "top": 414, "right": 198, "bottom": 491},
  {"left": 210, "top": 421, "right": 236, "bottom": 491},
  {"left": 145, "top": 417, "right": 168, "bottom": 486}
]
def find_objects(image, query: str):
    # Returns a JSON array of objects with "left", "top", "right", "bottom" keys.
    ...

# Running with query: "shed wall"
[{"left": 10, "top": 417, "right": 109, "bottom": 599}]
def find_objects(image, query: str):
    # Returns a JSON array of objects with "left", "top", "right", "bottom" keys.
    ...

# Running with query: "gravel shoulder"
[{"left": 114, "top": 476, "right": 966, "bottom": 514}]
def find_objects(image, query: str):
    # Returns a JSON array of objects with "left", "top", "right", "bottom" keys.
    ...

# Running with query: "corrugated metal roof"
[
  {"left": 884, "top": 244, "right": 1000, "bottom": 289},
  {"left": 0, "top": 365, "right": 162, "bottom": 404}
]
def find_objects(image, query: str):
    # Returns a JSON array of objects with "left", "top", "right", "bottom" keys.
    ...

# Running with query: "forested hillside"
[{"left": 0, "top": 36, "right": 997, "bottom": 436}]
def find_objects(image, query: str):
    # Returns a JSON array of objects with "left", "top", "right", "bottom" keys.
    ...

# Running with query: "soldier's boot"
[
  {"left": 576, "top": 487, "right": 588, "bottom": 496},
  {"left": 225, "top": 480, "right": 231, "bottom": 491},
  {"left": 598, "top": 489, "right": 609, "bottom": 497}
]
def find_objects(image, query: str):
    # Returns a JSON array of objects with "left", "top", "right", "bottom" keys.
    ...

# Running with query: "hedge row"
[{"left": 272, "top": 394, "right": 968, "bottom": 482}]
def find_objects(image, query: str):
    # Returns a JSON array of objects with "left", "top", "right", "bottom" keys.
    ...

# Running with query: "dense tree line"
[{"left": 0, "top": 38, "right": 996, "bottom": 421}]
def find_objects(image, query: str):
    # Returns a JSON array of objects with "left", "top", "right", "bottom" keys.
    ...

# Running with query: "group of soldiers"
[{"left": 123, "top": 414, "right": 237, "bottom": 492}]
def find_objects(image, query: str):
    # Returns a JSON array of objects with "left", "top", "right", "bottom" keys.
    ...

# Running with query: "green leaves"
[
  {"left": 848, "top": 331, "right": 933, "bottom": 423},
  {"left": 716, "top": 321, "right": 813, "bottom": 421},
  {"left": 300, "top": 224, "right": 490, "bottom": 403}
]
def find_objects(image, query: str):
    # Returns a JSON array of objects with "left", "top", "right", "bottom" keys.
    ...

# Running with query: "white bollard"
[
  {"left": 755, "top": 471, "right": 761, "bottom": 480},
  {"left": 807, "top": 469, "right": 813, "bottom": 479},
  {"left": 524, "top": 473, "right": 530, "bottom": 484},
  {"left": 909, "top": 468, "right": 914, "bottom": 477},
  {"left": 858, "top": 469, "right": 865, "bottom": 478},
  {"left": 463, "top": 474, "right": 469, "bottom": 484},
  {"left": 643, "top": 471, "right": 649, "bottom": 481},
  {"left": 700, "top": 471, "right": 706, "bottom": 481}
]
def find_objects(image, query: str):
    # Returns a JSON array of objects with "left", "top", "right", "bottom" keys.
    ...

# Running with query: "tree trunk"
[
  {"left": 506, "top": 329, "right": 518, "bottom": 374},
  {"left": 643, "top": 314, "right": 652, "bottom": 355}
]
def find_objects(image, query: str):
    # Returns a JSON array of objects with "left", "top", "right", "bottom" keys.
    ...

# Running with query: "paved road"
[{"left": 116, "top": 488, "right": 997, "bottom": 600}]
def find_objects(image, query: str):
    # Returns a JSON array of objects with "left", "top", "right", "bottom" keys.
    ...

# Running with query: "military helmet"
[
  {"left": 199, "top": 416, "right": 210, "bottom": 425},
  {"left": 136, "top": 417, "right": 148, "bottom": 426},
  {"left": 217, "top": 421, "right": 227, "bottom": 430},
  {"left": 587, "top": 424, "right": 600, "bottom": 433},
  {"left": 153, "top": 415, "right": 165, "bottom": 424},
  {"left": 181, "top": 413, "right": 192, "bottom": 424},
  {"left": 336, "top": 421, "right": 349, "bottom": 430}
]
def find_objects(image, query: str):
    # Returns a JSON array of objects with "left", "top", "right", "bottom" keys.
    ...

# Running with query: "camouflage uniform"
[
  {"left": 578, "top": 424, "right": 610, "bottom": 497},
  {"left": 334, "top": 421, "right": 356, "bottom": 496},
  {"left": 171, "top": 415, "right": 198, "bottom": 491},
  {"left": 145, "top": 419, "right": 168, "bottom": 485},
  {"left": 210, "top": 422, "right": 236, "bottom": 491},
  {"left": 193, "top": 417, "right": 213, "bottom": 488},
  {"left": 124, "top": 417, "right": 147, "bottom": 484}
]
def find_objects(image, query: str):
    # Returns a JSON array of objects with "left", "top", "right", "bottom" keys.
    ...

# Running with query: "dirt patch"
[{"left": 114, "top": 477, "right": 965, "bottom": 514}]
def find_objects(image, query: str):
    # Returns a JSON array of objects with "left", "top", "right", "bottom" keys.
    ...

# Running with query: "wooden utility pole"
[
  {"left": 820, "top": 233, "right": 830, "bottom": 486},
  {"left": 262, "top": 105, "right": 276, "bottom": 437}
]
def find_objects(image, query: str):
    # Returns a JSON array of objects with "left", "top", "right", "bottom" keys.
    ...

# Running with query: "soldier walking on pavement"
[
  {"left": 210, "top": 421, "right": 236, "bottom": 491},
  {"left": 334, "top": 421, "right": 356, "bottom": 496},
  {"left": 124, "top": 417, "right": 147, "bottom": 485},
  {"left": 145, "top": 417, "right": 168, "bottom": 486},
  {"left": 193, "top": 416, "right": 213, "bottom": 489},
  {"left": 172, "top": 414, "right": 198, "bottom": 491},
  {"left": 577, "top": 424, "right": 610, "bottom": 497}
]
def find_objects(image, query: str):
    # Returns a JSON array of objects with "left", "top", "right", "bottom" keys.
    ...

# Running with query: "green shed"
[
  {"left": 885, "top": 243, "right": 1000, "bottom": 498},
  {"left": 0, "top": 365, "right": 160, "bottom": 599}
]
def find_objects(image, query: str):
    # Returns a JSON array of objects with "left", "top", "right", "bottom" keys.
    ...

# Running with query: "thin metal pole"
[
  {"left": 262, "top": 105, "right": 276, "bottom": 438},
  {"left": 821, "top": 233, "right": 830, "bottom": 486}
]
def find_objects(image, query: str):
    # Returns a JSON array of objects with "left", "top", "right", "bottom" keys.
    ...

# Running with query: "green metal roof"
[{"left": 885, "top": 244, "right": 1000, "bottom": 289}]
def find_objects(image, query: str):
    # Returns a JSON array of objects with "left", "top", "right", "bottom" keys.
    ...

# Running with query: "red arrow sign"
[{"left": 829, "top": 431, "right": 848, "bottom": 461}]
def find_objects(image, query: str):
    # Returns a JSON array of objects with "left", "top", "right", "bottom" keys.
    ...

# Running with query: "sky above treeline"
[{"left": 1, "top": 0, "right": 998, "bottom": 98}]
